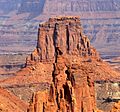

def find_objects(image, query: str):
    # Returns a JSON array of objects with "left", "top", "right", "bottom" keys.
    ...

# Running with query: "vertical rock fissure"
[
  {"left": 37, "top": 28, "right": 40, "bottom": 48},
  {"left": 45, "top": 35, "right": 48, "bottom": 60},
  {"left": 66, "top": 25, "right": 70, "bottom": 52},
  {"left": 65, "top": 69, "right": 75, "bottom": 87},
  {"left": 63, "top": 84, "right": 72, "bottom": 103},
  {"left": 53, "top": 23, "right": 59, "bottom": 63}
]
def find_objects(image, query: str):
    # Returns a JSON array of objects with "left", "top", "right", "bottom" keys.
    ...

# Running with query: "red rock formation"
[
  {"left": 26, "top": 17, "right": 98, "bottom": 112},
  {"left": 0, "top": 16, "right": 119, "bottom": 112},
  {"left": 28, "top": 50, "right": 96, "bottom": 112},
  {"left": 26, "top": 16, "right": 98, "bottom": 65},
  {"left": 26, "top": 16, "right": 120, "bottom": 112}
]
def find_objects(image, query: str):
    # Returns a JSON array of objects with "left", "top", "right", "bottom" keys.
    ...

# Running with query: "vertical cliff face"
[
  {"left": 26, "top": 16, "right": 98, "bottom": 64},
  {"left": 28, "top": 51, "right": 96, "bottom": 112},
  {"left": 27, "top": 16, "right": 99, "bottom": 112}
]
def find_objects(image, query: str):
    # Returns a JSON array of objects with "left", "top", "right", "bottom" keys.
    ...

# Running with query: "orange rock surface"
[
  {"left": 110, "top": 101, "right": 120, "bottom": 112},
  {"left": 0, "top": 87, "right": 28, "bottom": 112},
  {"left": 28, "top": 50, "right": 96, "bottom": 112}
]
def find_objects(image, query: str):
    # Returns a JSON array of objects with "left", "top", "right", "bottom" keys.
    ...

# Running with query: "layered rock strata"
[{"left": 26, "top": 16, "right": 98, "bottom": 65}]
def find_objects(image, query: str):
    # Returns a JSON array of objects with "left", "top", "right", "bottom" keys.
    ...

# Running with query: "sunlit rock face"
[
  {"left": 28, "top": 41, "right": 96, "bottom": 112},
  {"left": 26, "top": 16, "right": 98, "bottom": 64}
]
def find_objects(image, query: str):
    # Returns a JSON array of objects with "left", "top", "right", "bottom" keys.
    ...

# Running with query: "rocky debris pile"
[{"left": 26, "top": 16, "right": 98, "bottom": 65}]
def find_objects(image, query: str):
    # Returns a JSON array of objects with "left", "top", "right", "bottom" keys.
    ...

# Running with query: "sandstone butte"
[{"left": 0, "top": 16, "right": 120, "bottom": 112}]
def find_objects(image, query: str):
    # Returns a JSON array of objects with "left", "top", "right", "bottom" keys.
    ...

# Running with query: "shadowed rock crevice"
[
  {"left": 65, "top": 69, "right": 75, "bottom": 87},
  {"left": 66, "top": 25, "right": 70, "bottom": 52}
]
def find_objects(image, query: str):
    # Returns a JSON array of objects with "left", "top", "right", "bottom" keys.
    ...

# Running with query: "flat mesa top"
[
  {"left": 39, "top": 16, "right": 81, "bottom": 27},
  {"left": 49, "top": 16, "right": 80, "bottom": 21}
]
